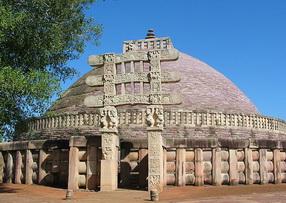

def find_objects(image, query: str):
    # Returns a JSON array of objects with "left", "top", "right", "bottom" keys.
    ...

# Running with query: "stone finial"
[{"left": 145, "top": 29, "right": 156, "bottom": 39}]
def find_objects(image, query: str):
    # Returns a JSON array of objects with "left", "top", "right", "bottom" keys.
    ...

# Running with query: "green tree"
[{"left": 0, "top": 0, "right": 102, "bottom": 140}]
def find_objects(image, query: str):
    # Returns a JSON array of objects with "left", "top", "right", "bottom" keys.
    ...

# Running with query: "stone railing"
[
  {"left": 27, "top": 110, "right": 286, "bottom": 134},
  {"left": 163, "top": 110, "right": 286, "bottom": 133},
  {"left": 123, "top": 37, "right": 172, "bottom": 53},
  {"left": 27, "top": 113, "right": 101, "bottom": 131}
]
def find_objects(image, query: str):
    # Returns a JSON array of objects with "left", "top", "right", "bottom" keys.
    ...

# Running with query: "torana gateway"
[{"left": 1, "top": 30, "right": 286, "bottom": 197}]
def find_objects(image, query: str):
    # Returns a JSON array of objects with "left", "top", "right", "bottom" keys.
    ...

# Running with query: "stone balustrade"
[
  {"left": 123, "top": 37, "right": 172, "bottom": 53},
  {"left": 27, "top": 110, "right": 286, "bottom": 134}
]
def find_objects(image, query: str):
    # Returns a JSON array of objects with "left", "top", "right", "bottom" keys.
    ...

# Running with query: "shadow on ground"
[{"left": 0, "top": 183, "right": 20, "bottom": 193}]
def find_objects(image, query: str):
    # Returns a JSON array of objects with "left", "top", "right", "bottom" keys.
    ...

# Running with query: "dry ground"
[{"left": 1, "top": 183, "right": 286, "bottom": 203}]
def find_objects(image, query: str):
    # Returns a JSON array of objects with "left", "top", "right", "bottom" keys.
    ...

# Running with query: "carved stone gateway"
[
  {"left": 84, "top": 32, "right": 180, "bottom": 193},
  {"left": 84, "top": 37, "right": 181, "bottom": 108}
]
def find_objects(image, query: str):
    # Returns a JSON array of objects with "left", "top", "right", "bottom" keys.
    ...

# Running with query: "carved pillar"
[
  {"left": 146, "top": 104, "right": 164, "bottom": 192},
  {"left": 25, "top": 149, "right": 33, "bottom": 184},
  {"left": 99, "top": 106, "right": 119, "bottom": 191},
  {"left": 195, "top": 148, "right": 204, "bottom": 186},
  {"left": 100, "top": 130, "right": 119, "bottom": 191},
  {"left": 229, "top": 149, "right": 238, "bottom": 185},
  {"left": 147, "top": 127, "right": 164, "bottom": 192},
  {"left": 68, "top": 137, "right": 80, "bottom": 191},
  {"left": 176, "top": 148, "right": 186, "bottom": 186},
  {"left": 38, "top": 149, "right": 47, "bottom": 184},
  {"left": 274, "top": 149, "right": 281, "bottom": 184},
  {"left": 212, "top": 148, "right": 221, "bottom": 186},
  {"left": 259, "top": 149, "right": 268, "bottom": 184},
  {"left": 245, "top": 148, "right": 253, "bottom": 185},
  {"left": 14, "top": 151, "right": 22, "bottom": 184},
  {"left": 6, "top": 152, "right": 13, "bottom": 183},
  {"left": 0, "top": 152, "right": 4, "bottom": 183}
]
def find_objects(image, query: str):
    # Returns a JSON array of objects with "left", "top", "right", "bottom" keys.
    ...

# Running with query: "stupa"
[{"left": 0, "top": 30, "right": 286, "bottom": 196}]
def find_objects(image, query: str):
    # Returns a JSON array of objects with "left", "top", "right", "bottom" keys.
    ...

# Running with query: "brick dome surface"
[
  {"left": 162, "top": 52, "right": 258, "bottom": 114},
  {"left": 50, "top": 52, "right": 258, "bottom": 114}
]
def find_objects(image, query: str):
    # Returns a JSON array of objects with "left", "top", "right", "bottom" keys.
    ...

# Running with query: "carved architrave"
[
  {"left": 115, "top": 72, "right": 148, "bottom": 83},
  {"left": 161, "top": 72, "right": 180, "bottom": 83},
  {"left": 123, "top": 37, "right": 174, "bottom": 53},
  {"left": 84, "top": 95, "right": 104, "bottom": 107},
  {"left": 88, "top": 48, "right": 179, "bottom": 67},
  {"left": 85, "top": 71, "right": 180, "bottom": 87},
  {"left": 104, "top": 54, "right": 115, "bottom": 64},
  {"left": 85, "top": 75, "right": 103, "bottom": 86},
  {"left": 84, "top": 94, "right": 181, "bottom": 107},
  {"left": 149, "top": 94, "right": 162, "bottom": 104}
]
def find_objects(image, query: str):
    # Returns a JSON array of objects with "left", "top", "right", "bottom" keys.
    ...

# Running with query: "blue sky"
[{"left": 65, "top": 0, "right": 286, "bottom": 120}]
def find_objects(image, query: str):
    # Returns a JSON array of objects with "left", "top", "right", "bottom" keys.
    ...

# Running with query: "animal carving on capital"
[
  {"left": 100, "top": 106, "right": 119, "bottom": 129},
  {"left": 146, "top": 106, "right": 164, "bottom": 128}
]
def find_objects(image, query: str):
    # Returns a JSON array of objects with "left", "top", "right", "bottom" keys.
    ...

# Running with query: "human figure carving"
[
  {"left": 146, "top": 107, "right": 155, "bottom": 127},
  {"left": 108, "top": 108, "right": 118, "bottom": 129},
  {"left": 155, "top": 108, "right": 164, "bottom": 128},
  {"left": 100, "top": 109, "right": 108, "bottom": 128}
]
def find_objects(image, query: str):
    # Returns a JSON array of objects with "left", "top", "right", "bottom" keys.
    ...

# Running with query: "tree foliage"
[{"left": 0, "top": 0, "right": 102, "bottom": 140}]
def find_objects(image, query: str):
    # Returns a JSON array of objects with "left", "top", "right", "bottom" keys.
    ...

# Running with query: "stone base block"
[{"left": 100, "top": 160, "right": 118, "bottom": 191}]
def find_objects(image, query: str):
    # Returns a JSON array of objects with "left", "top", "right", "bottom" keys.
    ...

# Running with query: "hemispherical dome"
[
  {"left": 49, "top": 51, "right": 258, "bottom": 114},
  {"left": 161, "top": 52, "right": 258, "bottom": 114}
]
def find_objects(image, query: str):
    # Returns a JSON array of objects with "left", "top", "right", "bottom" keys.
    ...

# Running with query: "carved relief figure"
[
  {"left": 102, "top": 135, "right": 114, "bottom": 160},
  {"left": 104, "top": 54, "right": 115, "bottom": 63},
  {"left": 108, "top": 107, "right": 119, "bottom": 128},
  {"left": 148, "top": 50, "right": 160, "bottom": 61},
  {"left": 100, "top": 106, "right": 119, "bottom": 129},
  {"left": 146, "top": 106, "right": 164, "bottom": 128},
  {"left": 150, "top": 94, "right": 162, "bottom": 104},
  {"left": 146, "top": 107, "right": 155, "bottom": 127},
  {"left": 103, "top": 74, "right": 114, "bottom": 82},
  {"left": 155, "top": 108, "right": 164, "bottom": 128},
  {"left": 100, "top": 108, "right": 108, "bottom": 129},
  {"left": 149, "top": 71, "right": 160, "bottom": 80}
]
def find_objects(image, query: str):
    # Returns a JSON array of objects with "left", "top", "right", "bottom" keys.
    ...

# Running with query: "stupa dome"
[
  {"left": 161, "top": 52, "right": 258, "bottom": 114},
  {"left": 49, "top": 52, "right": 258, "bottom": 115}
]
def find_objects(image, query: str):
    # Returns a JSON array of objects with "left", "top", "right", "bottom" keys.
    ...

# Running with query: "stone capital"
[{"left": 99, "top": 128, "right": 118, "bottom": 134}]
